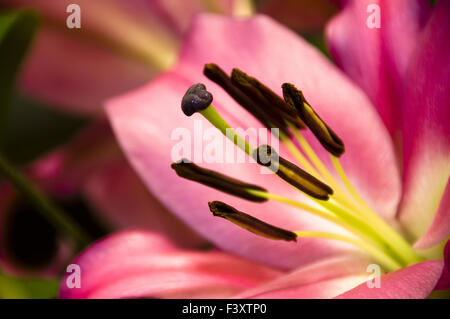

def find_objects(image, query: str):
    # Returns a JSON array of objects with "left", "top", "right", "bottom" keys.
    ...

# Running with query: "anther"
[
  {"left": 171, "top": 159, "right": 268, "bottom": 202},
  {"left": 203, "top": 63, "right": 288, "bottom": 136},
  {"left": 208, "top": 201, "right": 297, "bottom": 242},
  {"left": 231, "top": 68, "right": 305, "bottom": 130},
  {"left": 253, "top": 145, "right": 333, "bottom": 200},
  {"left": 181, "top": 83, "right": 213, "bottom": 116},
  {"left": 282, "top": 83, "right": 345, "bottom": 157}
]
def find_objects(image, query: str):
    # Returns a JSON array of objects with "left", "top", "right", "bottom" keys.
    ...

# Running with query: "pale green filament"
[
  {"left": 248, "top": 189, "right": 407, "bottom": 269},
  {"left": 288, "top": 124, "right": 361, "bottom": 212},
  {"left": 280, "top": 132, "right": 321, "bottom": 180},
  {"left": 247, "top": 189, "right": 343, "bottom": 225},
  {"left": 199, "top": 105, "right": 254, "bottom": 155},
  {"left": 330, "top": 155, "right": 423, "bottom": 264},
  {"left": 231, "top": 0, "right": 255, "bottom": 16},
  {"left": 293, "top": 231, "right": 402, "bottom": 272},
  {"left": 330, "top": 155, "right": 371, "bottom": 211}
]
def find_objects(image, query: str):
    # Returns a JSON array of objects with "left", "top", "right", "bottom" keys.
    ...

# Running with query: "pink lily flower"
[{"left": 61, "top": 0, "right": 449, "bottom": 299}]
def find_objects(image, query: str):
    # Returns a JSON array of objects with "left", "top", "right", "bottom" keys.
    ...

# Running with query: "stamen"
[
  {"left": 231, "top": 68, "right": 305, "bottom": 131},
  {"left": 171, "top": 159, "right": 268, "bottom": 202},
  {"left": 282, "top": 83, "right": 345, "bottom": 157},
  {"left": 253, "top": 145, "right": 333, "bottom": 200},
  {"left": 181, "top": 83, "right": 213, "bottom": 116},
  {"left": 208, "top": 201, "right": 297, "bottom": 242},
  {"left": 203, "top": 63, "right": 285, "bottom": 135}
]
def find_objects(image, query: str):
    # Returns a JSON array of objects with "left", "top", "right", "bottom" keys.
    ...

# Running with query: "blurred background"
[{"left": 0, "top": 0, "right": 338, "bottom": 298}]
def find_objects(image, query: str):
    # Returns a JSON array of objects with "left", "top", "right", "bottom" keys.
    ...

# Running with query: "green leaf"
[
  {"left": 1, "top": 94, "right": 88, "bottom": 165},
  {"left": 0, "top": 9, "right": 39, "bottom": 126},
  {"left": 0, "top": 271, "right": 59, "bottom": 299}
]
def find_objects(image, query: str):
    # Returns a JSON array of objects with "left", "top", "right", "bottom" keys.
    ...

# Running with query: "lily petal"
[
  {"left": 414, "top": 184, "right": 450, "bottom": 249},
  {"left": 335, "top": 260, "right": 443, "bottom": 299},
  {"left": 326, "top": 0, "right": 431, "bottom": 134},
  {"left": 435, "top": 240, "right": 449, "bottom": 290},
  {"left": 59, "top": 230, "right": 281, "bottom": 299},
  {"left": 107, "top": 14, "right": 401, "bottom": 269},
  {"left": 398, "top": 0, "right": 450, "bottom": 247},
  {"left": 232, "top": 255, "right": 370, "bottom": 299}
]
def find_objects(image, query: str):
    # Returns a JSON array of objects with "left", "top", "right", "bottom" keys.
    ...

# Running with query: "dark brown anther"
[
  {"left": 282, "top": 83, "right": 345, "bottom": 157},
  {"left": 253, "top": 145, "right": 333, "bottom": 200},
  {"left": 208, "top": 201, "right": 297, "bottom": 242},
  {"left": 231, "top": 68, "right": 305, "bottom": 130},
  {"left": 171, "top": 159, "right": 268, "bottom": 202},
  {"left": 203, "top": 63, "right": 287, "bottom": 136}
]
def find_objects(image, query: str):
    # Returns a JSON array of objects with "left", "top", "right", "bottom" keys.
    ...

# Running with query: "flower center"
[{"left": 174, "top": 63, "right": 424, "bottom": 272}]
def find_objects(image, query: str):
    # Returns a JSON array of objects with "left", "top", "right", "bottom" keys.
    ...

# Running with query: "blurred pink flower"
[
  {"left": 0, "top": 121, "right": 204, "bottom": 276},
  {"left": 2, "top": 0, "right": 248, "bottom": 115},
  {"left": 1, "top": 0, "right": 236, "bottom": 273},
  {"left": 62, "top": 0, "right": 448, "bottom": 298}
]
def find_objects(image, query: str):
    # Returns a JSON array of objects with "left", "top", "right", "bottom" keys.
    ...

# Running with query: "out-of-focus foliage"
[
  {"left": 0, "top": 271, "right": 58, "bottom": 298},
  {"left": 1, "top": 94, "right": 87, "bottom": 165},
  {"left": 0, "top": 8, "right": 86, "bottom": 298},
  {"left": 0, "top": 9, "right": 88, "bottom": 166},
  {"left": 0, "top": 10, "right": 38, "bottom": 126}
]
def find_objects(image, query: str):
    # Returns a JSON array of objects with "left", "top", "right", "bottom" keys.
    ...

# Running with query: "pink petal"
[
  {"left": 20, "top": 28, "right": 156, "bottom": 115},
  {"left": 414, "top": 183, "right": 450, "bottom": 249},
  {"left": 336, "top": 260, "right": 444, "bottom": 299},
  {"left": 326, "top": 0, "right": 431, "bottom": 134},
  {"left": 233, "top": 255, "right": 370, "bottom": 299},
  {"left": 107, "top": 14, "right": 401, "bottom": 269},
  {"left": 59, "top": 230, "right": 281, "bottom": 299},
  {"left": 398, "top": 0, "right": 450, "bottom": 247},
  {"left": 435, "top": 240, "right": 449, "bottom": 290}
]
